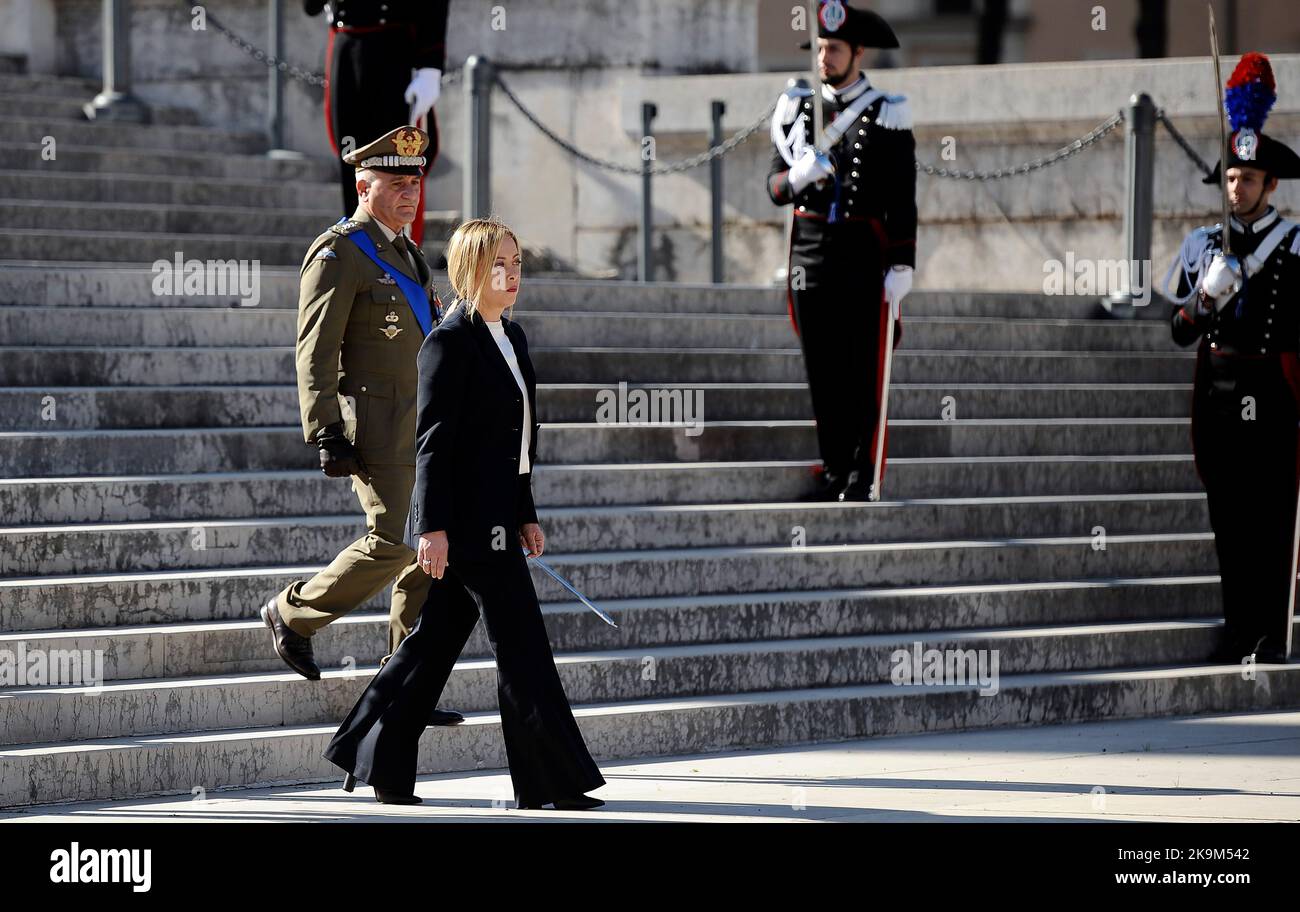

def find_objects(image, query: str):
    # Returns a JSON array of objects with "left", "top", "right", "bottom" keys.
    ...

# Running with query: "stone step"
[
  {"left": 0, "top": 576, "right": 1225, "bottom": 681},
  {"left": 0, "top": 457, "right": 1200, "bottom": 525},
  {"left": 0, "top": 305, "right": 1184, "bottom": 353},
  {"left": 0, "top": 170, "right": 340, "bottom": 210},
  {"left": 4, "top": 116, "right": 266, "bottom": 155},
  {"left": 0, "top": 142, "right": 335, "bottom": 182},
  {"left": 0, "top": 74, "right": 100, "bottom": 98},
  {"left": 0, "top": 619, "right": 1248, "bottom": 745},
  {"left": 0, "top": 228, "right": 328, "bottom": 266},
  {"left": 0, "top": 383, "right": 1194, "bottom": 430},
  {"left": 530, "top": 347, "right": 1197, "bottom": 384},
  {"left": 0, "top": 532, "right": 1218, "bottom": 631},
  {"left": 3, "top": 662, "right": 1295, "bottom": 807},
  {"left": 0, "top": 265, "right": 1163, "bottom": 319},
  {"left": 0, "top": 493, "right": 1210, "bottom": 578},
  {"left": 0, "top": 345, "right": 1196, "bottom": 386},
  {"left": 0, "top": 93, "right": 200, "bottom": 125},
  {"left": 0, "top": 419, "right": 1194, "bottom": 477},
  {"left": 0, "top": 201, "right": 357, "bottom": 239}
]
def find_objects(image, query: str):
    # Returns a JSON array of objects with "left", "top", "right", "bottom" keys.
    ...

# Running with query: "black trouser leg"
[
  {"left": 453, "top": 550, "right": 605, "bottom": 806},
  {"left": 791, "top": 282, "right": 881, "bottom": 478},
  {"left": 323, "top": 572, "right": 481, "bottom": 793},
  {"left": 1194, "top": 368, "right": 1299, "bottom": 656}
]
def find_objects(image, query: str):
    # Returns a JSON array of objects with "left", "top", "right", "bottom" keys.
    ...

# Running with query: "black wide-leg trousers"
[{"left": 323, "top": 548, "right": 605, "bottom": 804}]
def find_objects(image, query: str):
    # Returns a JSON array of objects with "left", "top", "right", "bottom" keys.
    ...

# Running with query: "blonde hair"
[{"left": 443, "top": 217, "right": 519, "bottom": 322}]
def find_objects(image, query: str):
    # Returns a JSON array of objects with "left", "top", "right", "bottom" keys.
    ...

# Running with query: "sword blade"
[
  {"left": 1208, "top": 3, "right": 1232, "bottom": 255},
  {"left": 527, "top": 553, "right": 619, "bottom": 628},
  {"left": 808, "top": 0, "right": 824, "bottom": 149}
]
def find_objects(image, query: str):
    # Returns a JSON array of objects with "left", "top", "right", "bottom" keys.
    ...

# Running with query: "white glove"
[
  {"left": 404, "top": 68, "right": 442, "bottom": 122},
  {"left": 1200, "top": 253, "right": 1241, "bottom": 309},
  {"left": 788, "top": 148, "right": 834, "bottom": 194},
  {"left": 883, "top": 266, "right": 913, "bottom": 320}
]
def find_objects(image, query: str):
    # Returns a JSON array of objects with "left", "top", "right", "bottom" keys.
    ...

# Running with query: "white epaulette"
[{"left": 875, "top": 94, "right": 912, "bottom": 130}]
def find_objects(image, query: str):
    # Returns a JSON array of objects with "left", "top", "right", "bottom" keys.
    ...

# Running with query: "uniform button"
[
  {"left": 335, "top": 19, "right": 343, "bottom": 26},
  {"left": 858, "top": 129, "right": 866, "bottom": 136},
  {"left": 1265, "top": 333, "right": 1271, "bottom": 339},
  {"left": 850, "top": 171, "right": 859, "bottom": 178},
  {"left": 1268, "top": 318, "right": 1273, "bottom": 324},
  {"left": 361, "top": 386, "right": 367, "bottom": 392},
  {"left": 849, "top": 185, "right": 857, "bottom": 191},
  {"left": 852, "top": 158, "right": 860, "bottom": 164},
  {"left": 798, "top": 205, "right": 806, "bottom": 212},
  {"left": 379, "top": 17, "right": 385, "bottom": 23},
  {"left": 1261, "top": 348, "right": 1268, "bottom": 353},
  {"left": 854, "top": 143, "right": 861, "bottom": 150}
]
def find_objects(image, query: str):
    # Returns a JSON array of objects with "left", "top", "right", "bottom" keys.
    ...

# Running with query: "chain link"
[
  {"left": 495, "top": 73, "right": 775, "bottom": 175},
  {"left": 914, "top": 110, "right": 1125, "bottom": 180},
  {"left": 189, "top": 1, "right": 463, "bottom": 89},
  {"left": 1155, "top": 109, "right": 1215, "bottom": 179}
]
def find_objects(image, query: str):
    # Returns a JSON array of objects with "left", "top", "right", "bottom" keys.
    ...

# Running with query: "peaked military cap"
[{"left": 344, "top": 125, "right": 430, "bottom": 175}]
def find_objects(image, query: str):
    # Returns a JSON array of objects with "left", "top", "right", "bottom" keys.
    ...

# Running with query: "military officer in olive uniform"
[
  {"left": 260, "top": 125, "right": 462, "bottom": 726},
  {"left": 766, "top": 3, "right": 917, "bottom": 503},
  {"left": 1166, "top": 53, "right": 1300, "bottom": 666}
]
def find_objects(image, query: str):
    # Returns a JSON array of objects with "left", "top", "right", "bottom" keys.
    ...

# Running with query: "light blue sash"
[{"left": 337, "top": 218, "right": 436, "bottom": 335}]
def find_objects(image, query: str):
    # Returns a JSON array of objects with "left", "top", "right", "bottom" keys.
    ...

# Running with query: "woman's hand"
[
  {"left": 417, "top": 530, "right": 450, "bottom": 578},
  {"left": 519, "top": 522, "right": 545, "bottom": 558}
]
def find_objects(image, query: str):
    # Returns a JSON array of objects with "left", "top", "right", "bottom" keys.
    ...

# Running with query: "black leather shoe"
[
  {"left": 553, "top": 794, "right": 604, "bottom": 810},
  {"left": 517, "top": 793, "right": 604, "bottom": 810},
  {"left": 428, "top": 708, "right": 465, "bottom": 726},
  {"left": 342, "top": 773, "right": 357, "bottom": 792},
  {"left": 838, "top": 472, "right": 875, "bottom": 502},
  {"left": 375, "top": 788, "right": 422, "bottom": 805},
  {"left": 1254, "top": 647, "right": 1290, "bottom": 664},
  {"left": 801, "top": 471, "right": 846, "bottom": 502},
  {"left": 260, "top": 599, "right": 320, "bottom": 680}
]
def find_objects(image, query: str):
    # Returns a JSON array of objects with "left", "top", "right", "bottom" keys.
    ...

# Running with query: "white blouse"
[{"left": 484, "top": 318, "right": 531, "bottom": 474}]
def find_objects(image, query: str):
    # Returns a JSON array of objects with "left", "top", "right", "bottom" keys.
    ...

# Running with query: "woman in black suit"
[{"left": 323, "top": 218, "right": 606, "bottom": 810}]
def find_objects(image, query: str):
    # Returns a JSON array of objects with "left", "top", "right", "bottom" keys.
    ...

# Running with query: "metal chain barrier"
[
  {"left": 495, "top": 73, "right": 775, "bottom": 175},
  {"left": 497, "top": 70, "right": 1125, "bottom": 181},
  {"left": 187, "top": 1, "right": 462, "bottom": 89},
  {"left": 914, "top": 110, "right": 1125, "bottom": 180},
  {"left": 1154, "top": 109, "right": 1215, "bottom": 179}
]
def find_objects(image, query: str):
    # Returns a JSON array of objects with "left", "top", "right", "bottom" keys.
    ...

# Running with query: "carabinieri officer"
[
  {"left": 1165, "top": 53, "right": 1300, "bottom": 665},
  {"left": 766, "top": 2, "right": 917, "bottom": 502}
]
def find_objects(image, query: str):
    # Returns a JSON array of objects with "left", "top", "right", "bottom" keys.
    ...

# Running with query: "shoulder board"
[
  {"left": 874, "top": 94, "right": 912, "bottom": 131},
  {"left": 329, "top": 220, "right": 363, "bottom": 236}
]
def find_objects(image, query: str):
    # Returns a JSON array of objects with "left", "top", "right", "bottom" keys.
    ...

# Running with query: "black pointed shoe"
[
  {"left": 517, "top": 793, "right": 604, "bottom": 810},
  {"left": 375, "top": 788, "right": 422, "bottom": 805},
  {"left": 428, "top": 708, "right": 465, "bottom": 726},
  {"left": 837, "top": 472, "right": 875, "bottom": 502},
  {"left": 260, "top": 599, "right": 320, "bottom": 680},
  {"left": 801, "top": 471, "right": 846, "bottom": 502},
  {"left": 553, "top": 794, "right": 604, "bottom": 811}
]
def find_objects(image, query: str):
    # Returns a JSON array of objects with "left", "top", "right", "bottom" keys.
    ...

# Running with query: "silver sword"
[{"left": 526, "top": 551, "right": 619, "bottom": 628}]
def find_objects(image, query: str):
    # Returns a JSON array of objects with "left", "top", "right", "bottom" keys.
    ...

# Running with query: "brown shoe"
[{"left": 260, "top": 599, "right": 320, "bottom": 680}]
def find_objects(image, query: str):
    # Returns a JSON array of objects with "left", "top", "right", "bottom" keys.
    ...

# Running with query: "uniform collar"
[
  {"left": 821, "top": 73, "right": 870, "bottom": 104},
  {"left": 353, "top": 205, "right": 409, "bottom": 243},
  {"left": 1229, "top": 206, "right": 1280, "bottom": 235}
]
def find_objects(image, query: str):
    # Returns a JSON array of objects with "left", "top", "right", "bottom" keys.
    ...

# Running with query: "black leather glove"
[{"left": 315, "top": 426, "right": 370, "bottom": 484}]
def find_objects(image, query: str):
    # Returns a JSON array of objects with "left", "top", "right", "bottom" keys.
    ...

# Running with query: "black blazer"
[{"left": 404, "top": 305, "right": 540, "bottom": 559}]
